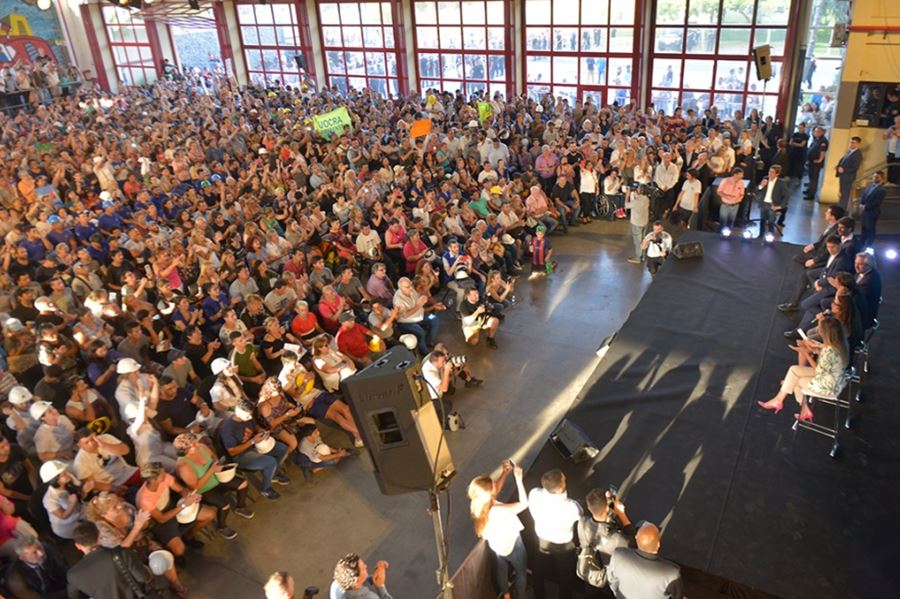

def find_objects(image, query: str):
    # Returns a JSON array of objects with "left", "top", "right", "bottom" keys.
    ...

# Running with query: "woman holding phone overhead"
[{"left": 468, "top": 459, "right": 529, "bottom": 599}]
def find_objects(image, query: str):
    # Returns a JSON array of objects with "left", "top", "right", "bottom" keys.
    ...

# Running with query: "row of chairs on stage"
[{"left": 793, "top": 298, "right": 882, "bottom": 459}]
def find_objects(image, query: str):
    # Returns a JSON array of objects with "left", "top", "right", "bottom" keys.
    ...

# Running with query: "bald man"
[{"left": 606, "top": 522, "right": 683, "bottom": 599}]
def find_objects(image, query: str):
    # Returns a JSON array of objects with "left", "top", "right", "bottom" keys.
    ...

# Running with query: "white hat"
[
  {"left": 93, "top": 156, "right": 104, "bottom": 164},
  {"left": 29, "top": 400, "right": 52, "bottom": 421},
  {"left": 234, "top": 403, "right": 254, "bottom": 422},
  {"left": 255, "top": 435, "right": 275, "bottom": 454},
  {"left": 8, "top": 386, "right": 32, "bottom": 405},
  {"left": 400, "top": 334, "right": 418, "bottom": 351},
  {"left": 467, "top": 120, "right": 478, "bottom": 128},
  {"left": 535, "top": 105, "right": 544, "bottom": 113},
  {"left": 258, "top": 148, "right": 268, "bottom": 155},
  {"left": 211, "top": 357, "right": 231, "bottom": 376},
  {"left": 501, "top": 234, "right": 515, "bottom": 245},
  {"left": 148, "top": 550, "right": 175, "bottom": 576},
  {"left": 116, "top": 358, "right": 141, "bottom": 374},
  {"left": 99, "top": 191, "right": 112, "bottom": 201},
  {"left": 39, "top": 460, "right": 68, "bottom": 483}
]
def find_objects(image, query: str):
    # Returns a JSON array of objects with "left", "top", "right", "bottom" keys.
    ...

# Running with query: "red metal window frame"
[
  {"left": 647, "top": 0, "right": 792, "bottom": 120},
  {"left": 521, "top": 0, "right": 640, "bottom": 106},
  {"left": 100, "top": 5, "right": 159, "bottom": 87},
  {"left": 316, "top": 1, "right": 404, "bottom": 97},
  {"left": 234, "top": 1, "right": 315, "bottom": 87},
  {"left": 411, "top": 0, "right": 514, "bottom": 99}
]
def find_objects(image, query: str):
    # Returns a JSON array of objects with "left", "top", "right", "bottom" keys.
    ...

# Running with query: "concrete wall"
[{"left": 821, "top": 0, "right": 900, "bottom": 202}]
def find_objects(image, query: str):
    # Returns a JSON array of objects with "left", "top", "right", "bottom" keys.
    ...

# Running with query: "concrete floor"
[{"left": 183, "top": 196, "right": 827, "bottom": 598}]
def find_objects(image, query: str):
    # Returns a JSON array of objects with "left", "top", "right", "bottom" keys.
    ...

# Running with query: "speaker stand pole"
[{"left": 428, "top": 490, "right": 454, "bottom": 599}]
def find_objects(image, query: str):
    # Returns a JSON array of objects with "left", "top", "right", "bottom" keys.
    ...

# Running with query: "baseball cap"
[{"left": 29, "top": 400, "right": 52, "bottom": 421}]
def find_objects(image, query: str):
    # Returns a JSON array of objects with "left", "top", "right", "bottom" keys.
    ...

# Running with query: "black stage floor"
[{"left": 524, "top": 231, "right": 900, "bottom": 598}]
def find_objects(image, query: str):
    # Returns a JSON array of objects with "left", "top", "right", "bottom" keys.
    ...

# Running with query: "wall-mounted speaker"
[{"left": 752, "top": 45, "right": 772, "bottom": 81}]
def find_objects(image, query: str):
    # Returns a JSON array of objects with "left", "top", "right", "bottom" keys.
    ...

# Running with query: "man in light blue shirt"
[{"left": 330, "top": 553, "right": 393, "bottom": 599}]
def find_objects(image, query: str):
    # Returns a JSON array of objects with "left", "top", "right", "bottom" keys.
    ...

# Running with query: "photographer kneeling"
[
  {"left": 422, "top": 344, "right": 483, "bottom": 401},
  {"left": 577, "top": 488, "right": 636, "bottom": 598},
  {"left": 639, "top": 221, "right": 673, "bottom": 276},
  {"left": 460, "top": 287, "right": 501, "bottom": 349}
]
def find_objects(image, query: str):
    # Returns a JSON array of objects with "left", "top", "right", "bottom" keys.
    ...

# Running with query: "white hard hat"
[
  {"left": 29, "top": 400, "right": 52, "bottom": 421},
  {"left": 116, "top": 358, "right": 141, "bottom": 374},
  {"left": 99, "top": 191, "right": 112, "bottom": 201},
  {"left": 148, "top": 550, "right": 175, "bottom": 576},
  {"left": 211, "top": 357, "right": 231, "bottom": 376},
  {"left": 255, "top": 435, "right": 275, "bottom": 454},
  {"left": 467, "top": 120, "right": 478, "bottom": 128},
  {"left": 8, "top": 386, "right": 32, "bottom": 405},
  {"left": 39, "top": 459, "right": 69, "bottom": 483},
  {"left": 400, "top": 334, "right": 418, "bottom": 351}
]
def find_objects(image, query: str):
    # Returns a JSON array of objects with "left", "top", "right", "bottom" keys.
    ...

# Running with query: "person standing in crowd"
[
  {"left": 607, "top": 522, "right": 684, "bottom": 599},
  {"left": 468, "top": 460, "right": 528, "bottom": 599},
  {"left": 528, "top": 469, "right": 582, "bottom": 599},
  {"left": 626, "top": 185, "right": 651, "bottom": 264},
  {"left": 835, "top": 136, "right": 863, "bottom": 210},
  {"left": 672, "top": 169, "right": 701, "bottom": 229},
  {"left": 788, "top": 123, "right": 810, "bottom": 182},
  {"left": 67, "top": 520, "right": 159, "bottom": 599},
  {"left": 805, "top": 126, "right": 829, "bottom": 202},
  {"left": 858, "top": 171, "right": 886, "bottom": 248}
]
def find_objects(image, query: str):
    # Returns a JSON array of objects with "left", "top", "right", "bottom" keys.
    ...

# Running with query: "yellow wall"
[{"left": 821, "top": 0, "right": 900, "bottom": 202}]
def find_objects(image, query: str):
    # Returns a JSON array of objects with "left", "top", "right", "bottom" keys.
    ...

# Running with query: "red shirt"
[
  {"left": 318, "top": 296, "right": 344, "bottom": 333},
  {"left": 291, "top": 311, "right": 318, "bottom": 338},
  {"left": 336, "top": 323, "right": 371, "bottom": 359},
  {"left": 402, "top": 239, "right": 428, "bottom": 273}
]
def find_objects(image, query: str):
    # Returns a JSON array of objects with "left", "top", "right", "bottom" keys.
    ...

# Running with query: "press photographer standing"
[
  {"left": 576, "top": 488, "right": 636, "bottom": 598},
  {"left": 640, "top": 221, "right": 673, "bottom": 276}
]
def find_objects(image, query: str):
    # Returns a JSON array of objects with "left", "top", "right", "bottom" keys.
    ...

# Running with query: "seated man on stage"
[
  {"left": 756, "top": 165, "right": 789, "bottom": 238},
  {"left": 778, "top": 235, "right": 849, "bottom": 315}
]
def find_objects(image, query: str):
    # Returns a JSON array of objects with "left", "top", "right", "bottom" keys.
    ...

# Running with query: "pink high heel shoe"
[{"left": 757, "top": 400, "right": 783, "bottom": 414}]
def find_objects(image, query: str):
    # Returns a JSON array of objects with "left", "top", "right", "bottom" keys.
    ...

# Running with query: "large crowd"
[{"left": 0, "top": 63, "right": 891, "bottom": 598}]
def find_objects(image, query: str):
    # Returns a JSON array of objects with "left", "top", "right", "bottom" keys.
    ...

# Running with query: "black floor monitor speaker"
[
  {"left": 549, "top": 419, "right": 599, "bottom": 463},
  {"left": 340, "top": 346, "right": 455, "bottom": 495},
  {"left": 673, "top": 241, "right": 704, "bottom": 260}
]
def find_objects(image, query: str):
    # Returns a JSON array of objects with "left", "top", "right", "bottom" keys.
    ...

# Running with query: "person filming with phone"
[{"left": 577, "top": 487, "right": 636, "bottom": 598}]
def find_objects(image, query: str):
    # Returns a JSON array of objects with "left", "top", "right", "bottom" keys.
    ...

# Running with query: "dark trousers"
[
  {"left": 859, "top": 214, "right": 878, "bottom": 248},
  {"left": 759, "top": 203, "right": 779, "bottom": 236},
  {"left": 533, "top": 539, "right": 577, "bottom": 599},
  {"left": 789, "top": 267, "right": 823, "bottom": 304},
  {"left": 839, "top": 176, "right": 854, "bottom": 210},
  {"left": 493, "top": 536, "right": 528, "bottom": 599},
  {"left": 888, "top": 152, "right": 900, "bottom": 185},
  {"left": 806, "top": 162, "right": 823, "bottom": 200}
]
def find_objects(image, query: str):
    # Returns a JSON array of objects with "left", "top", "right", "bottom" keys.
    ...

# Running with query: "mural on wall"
[{"left": 0, "top": 0, "right": 70, "bottom": 66}]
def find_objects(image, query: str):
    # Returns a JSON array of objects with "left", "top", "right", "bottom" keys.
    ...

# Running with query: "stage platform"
[{"left": 523, "top": 231, "right": 900, "bottom": 598}]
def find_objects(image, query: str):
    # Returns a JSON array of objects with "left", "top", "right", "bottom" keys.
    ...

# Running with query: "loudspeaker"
[
  {"left": 752, "top": 45, "right": 772, "bottom": 81},
  {"left": 549, "top": 419, "right": 599, "bottom": 463},
  {"left": 341, "top": 347, "right": 455, "bottom": 495},
  {"left": 673, "top": 241, "right": 704, "bottom": 260},
  {"left": 294, "top": 54, "right": 307, "bottom": 72}
]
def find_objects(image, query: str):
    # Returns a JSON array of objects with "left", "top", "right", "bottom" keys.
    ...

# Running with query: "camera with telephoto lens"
[{"left": 450, "top": 354, "right": 467, "bottom": 368}]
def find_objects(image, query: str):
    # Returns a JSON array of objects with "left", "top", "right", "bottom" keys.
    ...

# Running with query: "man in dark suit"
[
  {"left": 805, "top": 126, "right": 828, "bottom": 201},
  {"left": 756, "top": 165, "right": 790, "bottom": 237},
  {"left": 4, "top": 536, "right": 68, "bottom": 599},
  {"left": 793, "top": 205, "right": 845, "bottom": 267},
  {"left": 858, "top": 171, "right": 886, "bottom": 248},
  {"left": 67, "top": 520, "right": 157, "bottom": 599},
  {"left": 607, "top": 522, "right": 683, "bottom": 599},
  {"left": 780, "top": 235, "right": 850, "bottom": 313},
  {"left": 854, "top": 252, "right": 883, "bottom": 329},
  {"left": 837, "top": 216, "right": 861, "bottom": 260},
  {"left": 835, "top": 136, "right": 863, "bottom": 209}
]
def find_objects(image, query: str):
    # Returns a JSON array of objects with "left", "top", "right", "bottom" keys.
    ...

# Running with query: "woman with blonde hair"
[
  {"left": 468, "top": 460, "right": 528, "bottom": 599},
  {"left": 758, "top": 315, "right": 849, "bottom": 421}
]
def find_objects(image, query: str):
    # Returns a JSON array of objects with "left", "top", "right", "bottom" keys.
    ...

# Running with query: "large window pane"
[
  {"left": 715, "top": 61, "right": 748, "bottom": 90},
  {"left": 552, "top": 56, "right": 578, "bottom": 84},
  {"left": 655, "top": 0, "right": 685, "bottom": 24},
  {"left": 462, "top": 1, "right": 485, "bottom": 24},
  {"left": 527, "top": 28, "right": 551, "bottom": 51},
  {"left": 440, "top": 26, "right": 462, "bottom": 49},
  {"left": 526, "top": 0, "right": 551, "bottom": 25},
  {"left": 581, "top": 28, "right": 606, "bottom": 53},
  {"left": 464, "top": 54, "right": 486, "bottom": 79},
  {"left": 689, "top": 0, "right": 719, "bottom": 24},
  {"left": 581, "top": 1, "right": 608, "bottom": 25},
  {"left": 718, "top": 28, "right": 751, "bottom": 54},
  {"left": 682, "top": 59, "right": 714, "bottom": 89},
  {"left": 580, "top": 57, "right": 606, "bottom": 85},
  {"left": 552, "top": 0, "right": 577, "bottom": 25},
  {"left": 442, "top": 54, "right": 462, "bottom": 79},
  {"left": 487, "top": 27, "right": 504, "bottom": 50},
  {"left": 489, "top": 55, "right": 505, "bottom": 80},
  {"left": 651, "top": 89, "right": 678, "bottom": 115},
  {"left": 686, "top": 28, "right": 716, "bottom": 54},
  {"left": 346, "top": 51, "right": 366, "bottom": 75},
  {"left": 438, "top": 1, "right": 461, "bottom": 24},
  {"left": 553, "top": 28, "right": 578, "bottom": 52},
  {"left": 322, "top": 26, "right": 342, "bottom": 47},
  {"left": 609, "top": 28, "right": 634, "bottom": 53},
  {"left": 655, "top": 28, "right": 684, "bottom": 53},
  {"left": 653, "top": 59, "right": 681, "bottom": 88},
  {"left": 416, "top": 1, "right": 438, "bottom": 24},
  {"left": 417, "top": 27, "right": 439, "bottom": 49},
  {"left": 526, "top": 55, "right": 551, "bottom": 83},
  {"left": 609, "top": 58, "right": 632, "bottom": 86},
  {"left": 463, "top": 26, "right": 486, "bottom": 49},
  {"left": 755, "top": 28, "right": 786, "bottom": 56},
  {"left": 320, "top": 4, "right": 340, "bottom": 25},
  {"left": 364, "top": 26, "right": 384, "bottom": 47},
  {"left": 721, "top": 0, "right": 752, "bottom": 25}
]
